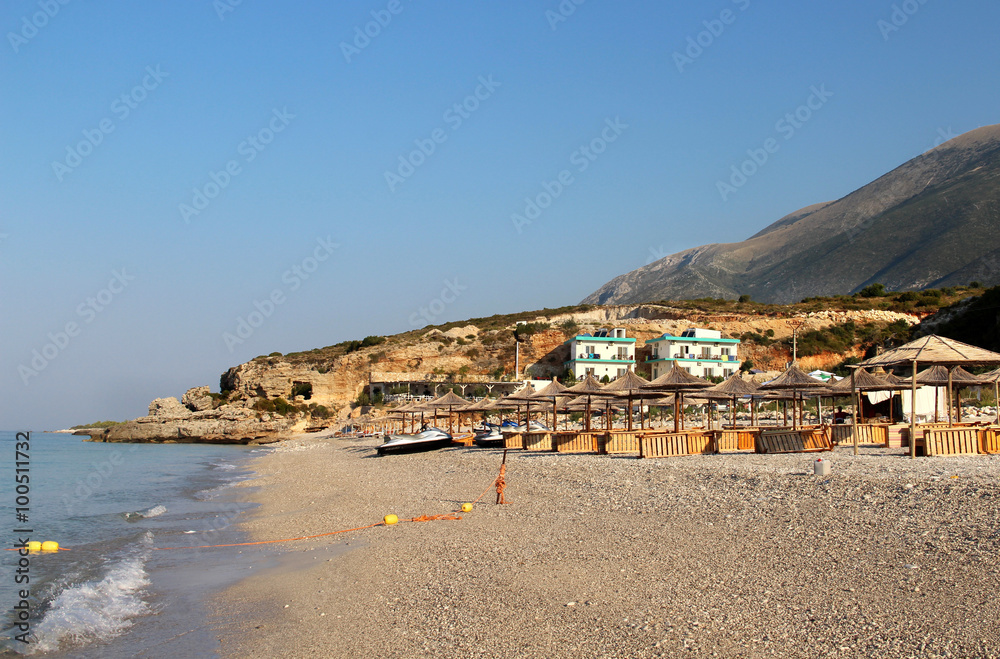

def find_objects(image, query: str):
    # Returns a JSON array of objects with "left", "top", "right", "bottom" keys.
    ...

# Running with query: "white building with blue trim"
[
  {"left": 645, "top": 328, "right": 740, "bottom": 379},
  {"left": 563, "top": 328, "right": 636, "bottom": 380}
]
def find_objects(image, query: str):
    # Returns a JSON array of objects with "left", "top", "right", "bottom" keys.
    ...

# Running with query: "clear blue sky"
[{"left": 3, "top": 1, "right": 998, "bottom": 429}]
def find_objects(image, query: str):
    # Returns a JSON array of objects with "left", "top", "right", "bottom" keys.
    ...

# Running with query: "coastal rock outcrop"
[
  {"left": 148, "top": 397, "right": 190, "bottom": 418},
  {"left": 181, "top": 386, "right": 214, "bottom": 412},
  {"left": 77, "top": 402, "right": 294, "bottom": 444}
]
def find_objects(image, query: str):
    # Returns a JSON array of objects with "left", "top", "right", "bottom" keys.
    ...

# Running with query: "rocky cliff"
[{"left": 93, "top": 297, "right": 940, "bottom": 442}]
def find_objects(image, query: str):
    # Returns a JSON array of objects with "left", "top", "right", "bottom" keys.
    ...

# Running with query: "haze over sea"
[{"left": 0, "top": 432, "right": 266, "bottom": 657}]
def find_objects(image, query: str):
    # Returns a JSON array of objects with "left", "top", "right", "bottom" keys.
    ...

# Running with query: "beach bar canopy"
[{"left": 858, "top": 334, "right": 1000, "bottom": 458}]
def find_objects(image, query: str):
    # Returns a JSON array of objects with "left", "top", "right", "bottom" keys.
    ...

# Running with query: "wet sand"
[{"left": 211, "top": 433, "right": 1000, "bottom": 658}]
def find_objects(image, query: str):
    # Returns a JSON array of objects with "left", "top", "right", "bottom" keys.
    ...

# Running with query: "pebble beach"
[{"left": 211, "top": 434, "right": 1000, "bottom": 658}]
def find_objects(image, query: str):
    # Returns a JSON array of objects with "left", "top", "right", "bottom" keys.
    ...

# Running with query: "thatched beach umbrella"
[
  {"left": 699, "top": 374, "right": 759, "bottom": 429},
  {"left": 981, "top": 367, "right": 1000, "bottom": 423},
  {"left": 601, "top": 370, "right": 651, "bottom": 431},
  {"left": 422, "top": 390, "right": 468, "bottom": 434},
  {"left": 505, "top": 383, "right": 540, "bottom": 429},
  {"left": 640, "top": 362, "right": 713, "bottom": 432},
  {"left": 756, "top": 365, "right": 829, "bottom": 431},
  {"left": 858, "top": 334, "right": 1000, "bottom": 458},
  {"left": 562, "top": 374, "right": 616, "bottom": 431},
  {"left": 915, "top": 365, "right": 988, "bottom": 424},
  {"left": 529, "top": 379, "right": 570, "bottom": 431}
]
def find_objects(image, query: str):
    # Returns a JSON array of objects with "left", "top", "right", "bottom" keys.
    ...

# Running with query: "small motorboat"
[
  {"left": 514, "top": 420, "right": 550, "bottom": 432},
  {"left": 376, "top": 427, "right": 453, "bottom": 456},
  {"left": 473, "top": 425, "right": 504, "bottom": 448}
]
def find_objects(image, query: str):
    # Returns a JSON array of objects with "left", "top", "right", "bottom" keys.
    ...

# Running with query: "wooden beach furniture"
[
  {"left": 501, "top": 430, "right": 524, "bottom": 450},
  {"left": 917, "top": 427, "right": 981, "bottom": 456},
  {"left": 600, "top": 430, "right": 644, "bottom": 455},
  {"left": 981, "top": 427, "right": 1000, "bottom": 454},
  {"left": 756, "top": 427, "right": 832, "bottom": 454},
  {"left": 830, "top": 424, "right": 890, "bottom": 447},
  {"left": 639, "top": 430, "right": 713, "bottom": 458},
  {"left": 711, "top": 428, "right": 757, "bottom": 453},
  {"left": 522, "top": 431, "right": 553, "bottom": 452},
  {"left": 552, "top": 431, "right": 601, "bottom": 453}
]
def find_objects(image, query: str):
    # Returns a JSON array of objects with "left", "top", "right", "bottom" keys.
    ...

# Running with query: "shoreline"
[{"left": 210, "top": 434, "right": 1000, "bottom": 658}]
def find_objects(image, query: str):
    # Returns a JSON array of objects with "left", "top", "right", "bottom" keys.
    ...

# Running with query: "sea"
[{"left": 0, "top": 431, "right": 272, "bottom": 657}]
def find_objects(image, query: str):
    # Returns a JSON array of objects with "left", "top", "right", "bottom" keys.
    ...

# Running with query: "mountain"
[{"left": 584, "top": 125, "right": 1000, "bottom": 305}]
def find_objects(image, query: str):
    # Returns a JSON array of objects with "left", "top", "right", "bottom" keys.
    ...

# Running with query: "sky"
[{"left": 3, "top": 1, "right": 999, "bottom": 429}]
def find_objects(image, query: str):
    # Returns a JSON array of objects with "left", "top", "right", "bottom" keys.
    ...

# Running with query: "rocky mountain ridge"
[{"left": 585, "top": 124, "right": 1000, "bottom": 305}]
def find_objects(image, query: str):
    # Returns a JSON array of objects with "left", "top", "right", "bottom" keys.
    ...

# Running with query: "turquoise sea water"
[{"left": 0, "top": 432, "right": 268, "bottom": 657}]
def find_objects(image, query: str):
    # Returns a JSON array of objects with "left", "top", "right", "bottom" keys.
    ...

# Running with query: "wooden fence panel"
[
  {"left": 924, "top": 429, "right": 980, "bottom": 456},
  {"left": 523, "top": 432, "right": 553, "bottom": 452},
  {"left": 553, "top": 432, "right": 600, "bottom": 453},
  {"left": 502, "top": 431, "right": 524, "bottom": 450},
  {"left": 981, "top": 427, "right": 1000, "bottom": 455},
  {"left": 600, "top": 431, "right": 642, "bottom": 455}
]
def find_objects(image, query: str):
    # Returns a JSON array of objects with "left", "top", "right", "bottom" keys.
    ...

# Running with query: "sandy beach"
[{"left": 211, "top": 434, "right": 1000, "bottom": 658}]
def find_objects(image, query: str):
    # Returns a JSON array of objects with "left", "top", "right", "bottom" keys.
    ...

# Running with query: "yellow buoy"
[
  {"left": 460, "top": 503, "right": 473, "bottom": 513},
  {"left": 26, "top": 541, "right": 41, "bottom": 552},
  {"left": 383, "top": 514, "right": 398, "bottom": 526},
  {"left": 40, "top": 541, "right": 60, "bottom": 552}
]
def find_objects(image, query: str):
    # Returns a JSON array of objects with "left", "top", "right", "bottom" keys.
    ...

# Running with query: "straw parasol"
[
  {"left": 640, "top": 362, "right": 713, "bottom": 432},
  {"left": 601, "top": 370, "right": 651, "bottom": 430},
  {"left": 529, "top": 379, "right": 570, "bottom": 430},
  {"left": 504, "top": 383, "right": 540, "bottom": 429},
  {"left": 858, "top": 334, "right": 1000, "bottom": 457},
  {"left": 914, "top": 365, "right": 988, "bottom": 424},
  {"left": 756, "top": 365, "right": 830, "bottom": 431},
  {"left": 421, "top": 391, "right": 468, "bottom": 434},
  {"left": 828, "top": 368, "right": 910, "bottom": 435},
  {"left": 981, "top": 367, "right": 1000, "bottom": 424},
  {"left": 562, "top": 374, "right": 617, "bottom": 431},
  {"left": 699, "top": 373, "right": 759, "bottom": 429},
  {"left": 461, "top": 396, "right": 498, "bottom": 429}
]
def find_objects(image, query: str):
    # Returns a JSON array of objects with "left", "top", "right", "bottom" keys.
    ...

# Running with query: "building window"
[
  {"left": 586, "top": 368, "right": 595, "bottom": 376},
  {"left": 721, "top": 347, "right": 730, "bottom": 356},
  {"left": 617, "top": 368, "right": 625, "bottom": 377}
]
